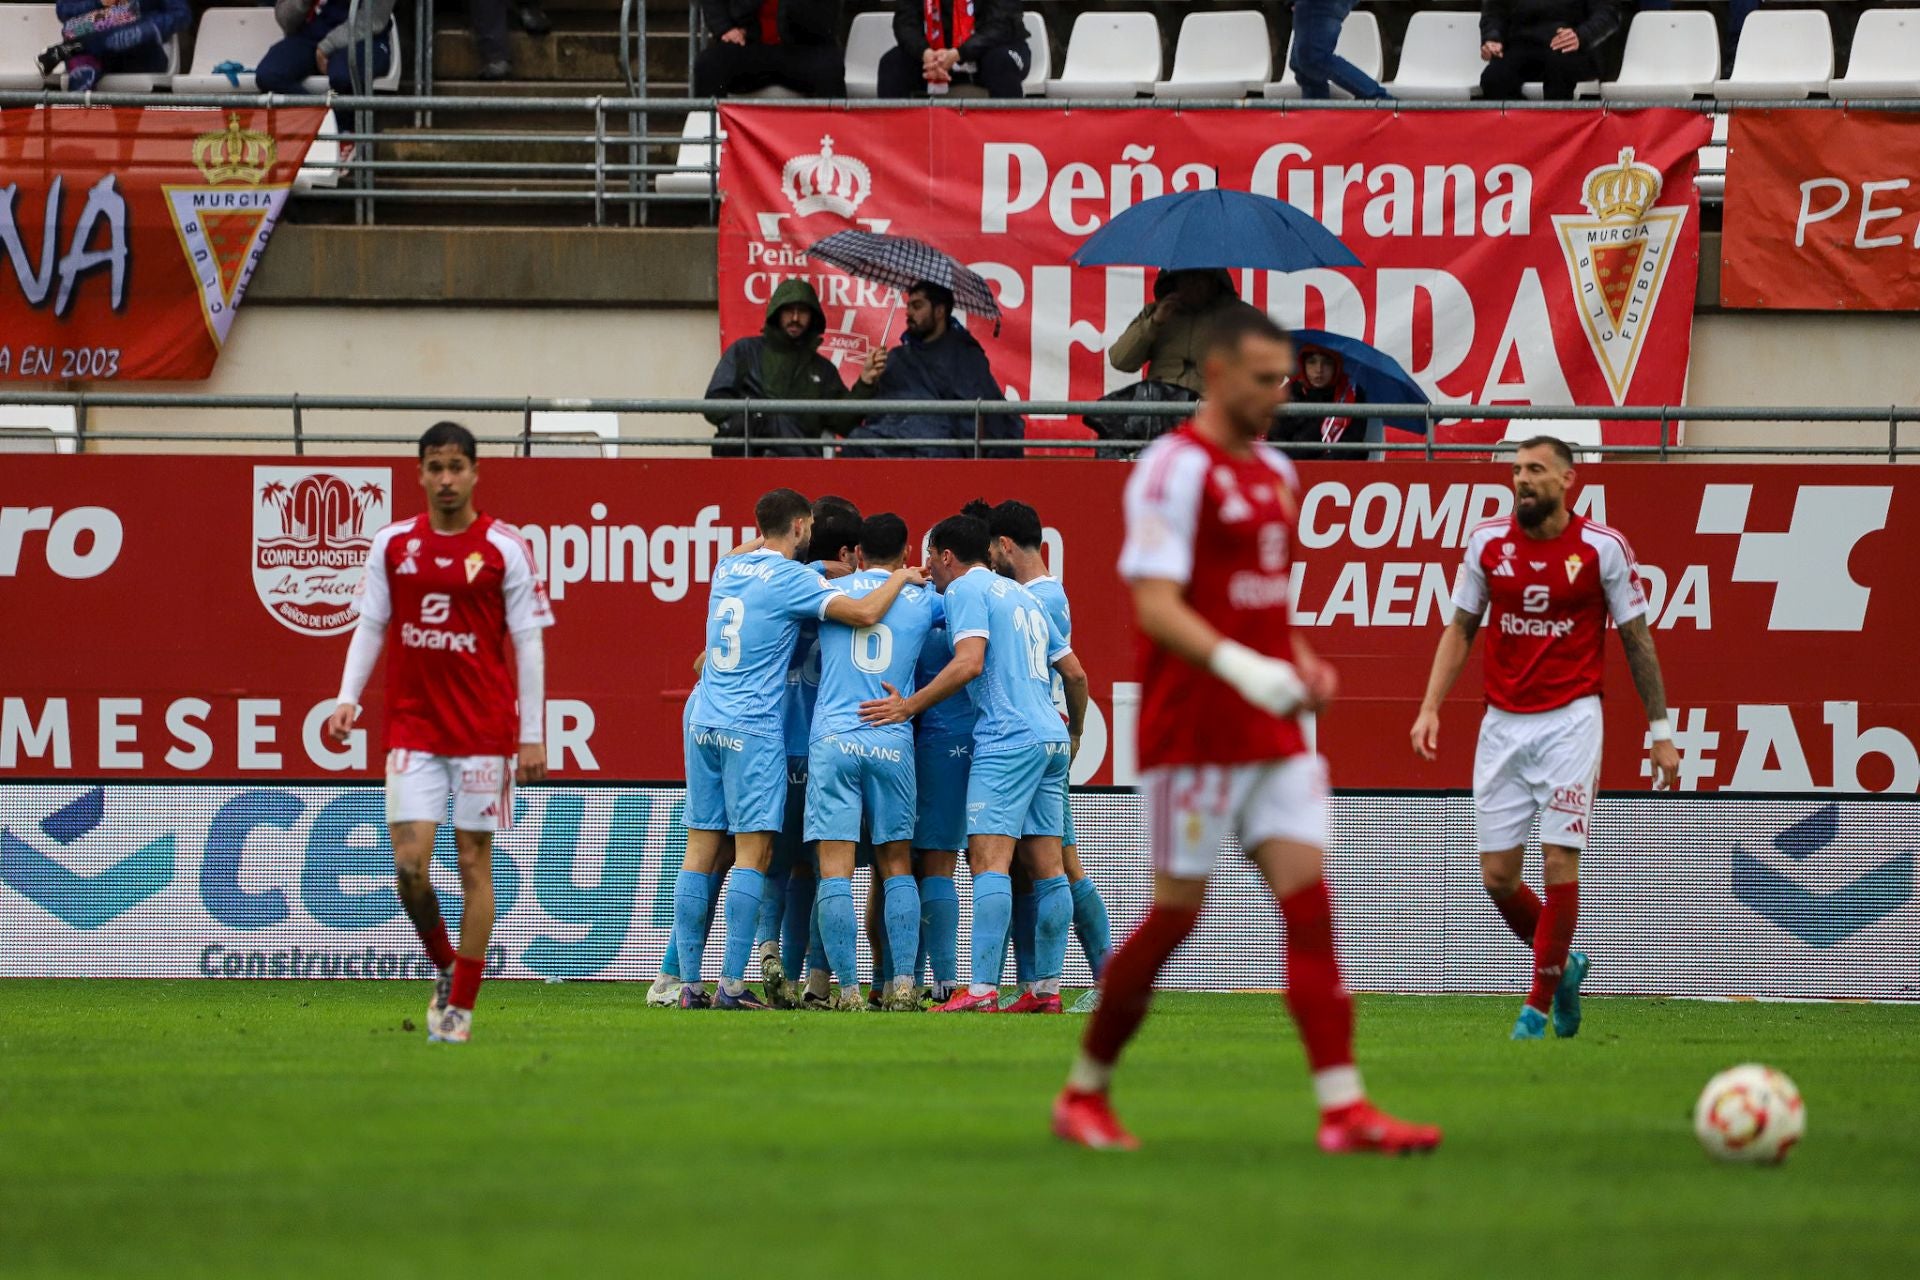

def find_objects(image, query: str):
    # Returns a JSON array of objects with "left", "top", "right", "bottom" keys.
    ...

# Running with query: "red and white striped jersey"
[
  {"left": 1119, "top": 425, "right": 1309, "bottom": 769},
  {"left": 1450, "top": 513, "right": 1647, "bottom": 714},
  {"left": 358, "top": 513, "right": 553, "bottom": 756}
]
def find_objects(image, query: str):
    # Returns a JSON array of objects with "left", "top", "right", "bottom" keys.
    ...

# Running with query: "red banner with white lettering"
[
  {"left": 3, "top": 457, "right": 1917, "bottom": 795},
  {"left": 716, "top": 107, "right": 1708, "bottom": 448},
  {"left": 0, "top": 106, "right": 325, "bottom": 382},
  {"left": 1720, "top": 110, "right": 1920, "bottom": 310}
]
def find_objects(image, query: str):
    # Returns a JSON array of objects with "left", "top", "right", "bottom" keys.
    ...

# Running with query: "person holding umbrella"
[
  {"left": 1268, "top": 342, "right": 1369, "bottom": 462},
  {"left": 1108, "top": 269, "right": 1266, "bottom": 398},
  {"left": 845, "top": 281, "right": 1025, "bottom": 458}
]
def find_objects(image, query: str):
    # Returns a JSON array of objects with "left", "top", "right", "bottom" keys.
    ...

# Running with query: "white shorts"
[
  {"left": 1473, "top": 697, "right": 1602, "bottom": 852},
  {"left": 1141, "top": 756, "right": 1329, "bottom": 881},
  {"left": 385, "top": 749, "right": 514, "bottom": 832}
]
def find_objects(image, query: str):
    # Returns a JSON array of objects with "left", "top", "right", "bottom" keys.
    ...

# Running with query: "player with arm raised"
[
  {"left": 1051, "top": 311, "right": 1440, "bottom": 1154},
  {"left": 860, "top": 514, "right": 1090, "bottom": 1014},
  {"left": 327, "top": 421, "right": 554, "bottom": 1045},
  {"left": 672, "top": 488, "right": 921, "bottom": 1010},
  {"left": 1410, "top": 436, "right": 1680, "bottom": 1041}
]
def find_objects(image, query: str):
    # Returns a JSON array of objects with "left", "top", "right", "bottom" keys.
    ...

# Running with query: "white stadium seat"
[
  {"left": 844, "top": 10, "right": 893, "bottom": 99},
  {"left": 1046, "top": 11, "right": 1163, "bottom": 99},
  {"left": 1713, "top": 9, "right": 1834, "bottom": 100},
  {"left": 1021, "top": 10, "right": 1051, "bottom": 96},
  {"left": 175, "top": 8, "right": 282, "bottom": 95},
  {"left": 1265, "top": 11, "right": 1383, "bottom": 100},
  {"left": 1828, "top": 9, "right": 1920, "bottom": 99},
  {"left": 1695, "top": 112, "right": 1729, "bottom": 200},
  {"left": 529, "top": 411, "right": 622, "bottom": 458},
  {"left": 0, "top": 4, "right": 63, "bottom": 89},
  {"left": 295, "top": 21, "right": 404, "bottom": 93},
  {"left": 1154, "top": 9, "right": 1271, "bottom": 100},
  {"left": 0, "top": 405, "right": 79, "bottom": 454},
  {"left": 657, "top": 111, "right": 724, "bottom": 196},
  {"left": 1604, "top": 11, "right": 1723, "bottom": 100},
  {"left": 95, "top": 33, "right": 179, "bottom": 92},
  {"left": 1383, "top": 11, "right": 1483, "bottom": 100}
]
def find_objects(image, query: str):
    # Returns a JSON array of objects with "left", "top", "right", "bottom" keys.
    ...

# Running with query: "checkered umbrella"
[{"left": 805, "top": 230, "right": 1003, "bottom": 334}]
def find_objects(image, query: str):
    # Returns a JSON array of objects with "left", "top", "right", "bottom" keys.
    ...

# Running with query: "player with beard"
[{"left": 1411, "top": 437, "right": 1680, "bottom": 1040}]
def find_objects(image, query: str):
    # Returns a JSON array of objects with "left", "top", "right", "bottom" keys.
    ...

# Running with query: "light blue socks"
[
  {"left": 882, "top": 875, "right": 920, "bottom": 983},
  {"left": 1032, "top": 875, "right": 1072, "bottom": 993},
  {"left": 969, "top": 872, "right": 1013, "bottom": 996},
  {"left": 919, "top": 875, "right": 959, "bottom": 991},
  {"left": 719, "top": 866, "right": 765, "bottom": 985},
  {"left": 670, "top": 868, "right": 712, "bottom": 984},
  {"left": 817, "top": 876, "right": 860, "bottom": 988},
  {"left": 1071, "top": 875, "right": 1113, "bottom": 978}
]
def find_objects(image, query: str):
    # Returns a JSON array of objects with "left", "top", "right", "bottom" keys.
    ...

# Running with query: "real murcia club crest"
[
  {"left": 757, "top": 134, "right": 890, "bottom": 239},
  {"left": 253, "top": 466, "right": 391, "bottom": 636},
  {"left": 165, "top": 113, "right": 292, "bottom": 349},
  {"left": 1552, "top": 148, "right": 1687, "bottom": 405}
]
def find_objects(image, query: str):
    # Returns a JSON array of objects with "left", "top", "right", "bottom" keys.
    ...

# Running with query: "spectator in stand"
[
  {"left": 1267, "top": 342, "right": 1369, "bottom": 462},
  {"left": 37, "top": 0, "right": 192, "bottom": 91},
  {"left": 465, "top": 2, "right": 556, "bottom": 82},
  {"left": 1479, "top": 0, "right": 1621, "bottom": 100},
  {"left": 877, "top": 0, "right": 1030, "bottom": 99},
  {"left": 693, "top": 0, "right": 848, "bottom": 99},
  {"left": 1108, "top": 269, "right": 1266, "bottom": 397},
  {"left": 703, "top": 279, "right": 859, "bottom": 457},
  {"left": 257, "top": 0, "right": 396, "bottom": 92},
  {"left": 1290, "top": 0, "right": 1392, "bottom": 100},
  {"left": 844, "top": 281, "right": 1024, "bottom": 457}
]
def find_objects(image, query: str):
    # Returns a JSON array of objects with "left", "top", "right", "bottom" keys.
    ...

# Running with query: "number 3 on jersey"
[
  {"left": 851, "top": 623, "right": 893, "bottom": 674},
  {"left": 1009, "top": 606, "right": 1048, "bottom": 678},
  {"left": 710, "top": 597, "right": 746, "bottom": 671}
]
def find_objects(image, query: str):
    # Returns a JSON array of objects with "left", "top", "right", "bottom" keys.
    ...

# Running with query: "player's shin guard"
[
  {"left": 817, "top": 877, "right": 860, "bottom": 989},
  {"left": 1070, "top": 875, "right": 1113, "bottom": 979},
  {"left": 881, "top": 875, "right": 920, "bottom": 983},
  {"left": 1527, "top": 882, "right": 1579, "bottom": 1014},
  {"left": 782, "top": 870, "right": 815, "bottom": 977},
  {"left": 1072, "top": 904, "right": 1201, "bottom": 1090},
  {"left": 920, "top": 875, "right": 960, "bottom": 992},
  {"left": 969, "top": 872, "right": 1013, "bottom": 997},
  {"left": 1490, "top": 883, "right": 1543, "bottom": 945},
  {"left": 671, "top": 869, "right": 714, "bottom": 985},
  {"left": 1279, "top": 879, "right": 1364, "bottom": 1114},
  {"left": 1032, "top": 875, "right": 1072, "bottom": 995},
  {"left": 1010, "top": 890, "right": 1037, "bottom": 991},
  {"left": 719, "top": 867, "right": 765, "bottom": 985}
]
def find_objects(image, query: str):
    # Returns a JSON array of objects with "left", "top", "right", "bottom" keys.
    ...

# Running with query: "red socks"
[
  {"left": 1490, "top": 884, "right": 1543, "bottom": 945},
  {"left": 1082, "top": 904, "right": 1201, "bottom": 1068},
  {"left": 415, "top": 918, "right": 456, "bottom": 971},
  {"left": 450, "top": 954, "right": 485, "bottom": 1011},
  {"left": 1279, "top": 879, "right": 1356, "bottom": 1077},
  {"left": 1526, "top": 882, "right": 1579, "bottom": 1013}
]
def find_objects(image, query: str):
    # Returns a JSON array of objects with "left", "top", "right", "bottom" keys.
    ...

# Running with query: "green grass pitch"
[{"left": 4, "top": 982, "right": 1918, "bottom": 1278}]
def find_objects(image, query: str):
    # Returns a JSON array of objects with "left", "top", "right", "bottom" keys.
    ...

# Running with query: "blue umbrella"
[
  {"left": 1292, "top": 329, "right": 1431, "bottom": 433},
  {"left": 1071, "top": 188, "right": 1361, "bottom": 273}
]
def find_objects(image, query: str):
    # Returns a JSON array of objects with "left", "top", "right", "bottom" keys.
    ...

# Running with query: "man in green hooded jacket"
[{"left": 704, "top": 279, "right": 872, "bottom": 457}]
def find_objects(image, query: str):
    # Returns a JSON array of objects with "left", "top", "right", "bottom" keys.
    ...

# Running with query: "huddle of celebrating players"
[{"left": 332, "top": 308, "right": 1681, "bottom": 1157}]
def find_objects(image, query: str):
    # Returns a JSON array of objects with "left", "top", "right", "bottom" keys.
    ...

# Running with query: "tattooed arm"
[{"left": 1619, "top": 616, "right": 1680, "bottom": 790}]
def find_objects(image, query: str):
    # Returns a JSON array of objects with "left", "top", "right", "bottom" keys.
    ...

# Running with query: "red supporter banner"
[
  {"left": 4, "top": 457, "right": 1917, "bottom": 796},
  {"left": 717, "top": 107, "right": 1709, "bottom": 448},
  {"left": 0, "top": 106, "right": 325, "bottom": 382},
  {"left": 1720, "top": 110, "right": 1920, "bottom": 311}
]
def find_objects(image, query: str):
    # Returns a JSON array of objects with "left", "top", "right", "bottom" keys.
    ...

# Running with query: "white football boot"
[{"left": 429, "top": 1006, "right": 473, "bottom": 1044}]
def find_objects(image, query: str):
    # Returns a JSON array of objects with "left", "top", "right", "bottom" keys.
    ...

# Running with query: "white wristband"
[{"left": 1648, "top": 718, "right": 1673, "bottom": 743}]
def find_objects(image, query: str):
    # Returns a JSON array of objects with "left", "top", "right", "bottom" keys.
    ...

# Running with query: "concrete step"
[
  {"left": 428, "top": 28, "right": 692, "bottom": 82},
  {"left": 302, "top": 175, "right": 709, "bottom": 227},
  {"left": 420, "top": 79, "right": 689, "bottom": 128}
]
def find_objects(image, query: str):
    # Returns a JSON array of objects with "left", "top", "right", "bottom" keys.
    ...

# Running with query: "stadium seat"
[
  {"left": 657, "top": 111, "right": 724, "bottom": 196},
  {"left": 1382, "top": 11, "right": 1482, "bottom": 100},
  {"left": 296, "top": 21, "right": 404, "bottom": 93},
  {"left": 1603, "top": 11, "right": 1722, "bottom": 100},
  {"left": 1046, "top": 12, "right": 1163, "bottom": 99},
  {"left": 1021, "top": 10, "right": 1051, "bottom": 96},
  {"left": 0, "top": 405, "right": 79, "bottom": 454},
  {"left": 1828, "top": 9, "right": 1920, "bottom": 99},
  {"left": 293, "top": 108, "right": 346, "bottom": 193},
  {"left": 0, "top": 4, "right": 62, "bottom": 89},
  {"left": 1263, "top": 11, "right": 1382, "bottom": 100},
  {"left": 1713, "top": 9, "right": 1833, "bottom": 99},
  {"left": 1695, "top": 111, "right": 1728, "bottom": 200},
  {"left": 529, "top": 411, "right": 622, "bottom": 458},
  {"left": 844, "top": 10, "right": 893, "bottom": 99},
  {"left": 1155, "top": 9, "right": 1271, "bottom": 100},
  {"left": 1502, "top": 416, "right": 1602, "bottom": 462},
  {"left": 95, "top": 33, "right": 180, "bottom": 92},
  {"left": 175, "top": 7, "right": 282, "bottom": 95}
]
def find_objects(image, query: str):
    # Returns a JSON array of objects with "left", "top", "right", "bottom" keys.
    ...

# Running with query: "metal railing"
[{"left": 2, "top": 393, "right": 1914, "bottom": 461}]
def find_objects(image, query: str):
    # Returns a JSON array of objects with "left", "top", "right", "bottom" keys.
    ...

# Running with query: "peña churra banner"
[
  {"left": 1, "top": 106, "right": 326, "bottom": 381},
  {"left": 716, "top": 107, "right": 1710, "bottom": 449}
]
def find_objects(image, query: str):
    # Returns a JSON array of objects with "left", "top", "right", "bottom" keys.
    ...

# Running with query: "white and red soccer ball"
[{"left": 1693, "top": 1064, "right": 1805, "bottom": 1164}]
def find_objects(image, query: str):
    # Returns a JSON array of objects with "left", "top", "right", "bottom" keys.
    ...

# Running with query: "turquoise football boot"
[
  {"left": 1510, "top": 1005, "right": 1548, "bottom": 1040},
  {"left": 1553, "top": 951, "right": 1590, "bottom": 1038}
]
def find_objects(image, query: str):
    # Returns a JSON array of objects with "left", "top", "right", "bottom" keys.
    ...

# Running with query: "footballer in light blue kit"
[
  {"left": 860, "top": 513, "right": 1088, "bottom": 1015},
  {"left": 805, "top": 513, "right": 942, "bottom": 1010},
  {"left": 672, "top": 487, "right": 921, "bottom": 1010}
]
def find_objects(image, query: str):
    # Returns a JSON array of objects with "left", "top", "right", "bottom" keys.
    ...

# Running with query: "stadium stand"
[
  {"left": 1828, "top": 7, "right": 1920, "bottom": 98},
  {"left": 843, "top": 9, "right": 894, "bottom": 97},
  {"left": 1602, "top": 10, "right": 1723, "bottom": 100},
  {"left": 0, "top": 404, "right": 80, "bottom": 454},
  {"left": 1264, "top": 10, "right": 1384, "bottom": 100},
  {"left": 1379, "top": 9, "right": 1483, "bottom": 99},
  {"left": 175, "top": 6, "right": 282, "bottom": 94},
  {"left": 1044, "top": 10, "right": 1161, "bottom": 99},
  {"left": 95, "top": 31, "right": 182, "bottom": 93},
  {"left": 0, "top": 3, "right": 63, "bottom": 89},
  {"left": 1153, "top": 9, "right": 1272, "bottom": 101},
  {"left": 1713, "top": 7, "right": 1835, "bottom": 99}
]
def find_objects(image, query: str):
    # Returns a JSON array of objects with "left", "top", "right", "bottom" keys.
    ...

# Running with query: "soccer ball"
[{"left": 1693, "top": 1064, "right": 1805, "bottom": 1164}]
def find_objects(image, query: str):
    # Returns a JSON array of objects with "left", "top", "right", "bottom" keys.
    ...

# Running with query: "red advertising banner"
[
  {"left": 0, "top": 106, "right": 326, "bottom": 382},
  {"left": 717, "top": 107, "right": 1709, "bottom": 448},
  {"left": 1721, "top": 110, "right": 1920, "bottom": 311},
  {"left": 4, "top": 457, "right": 1916, "bottom": 796}
]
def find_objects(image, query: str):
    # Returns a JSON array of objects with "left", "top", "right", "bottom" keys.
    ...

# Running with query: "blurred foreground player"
[
  {"left": 329, "top": 421, "right": 555, "bottom": 1044},
  {"left": 1410, "top": 437, "right": 1679, "bottom": 1040},
  {"left": 1052, "top": 312, "right": 1440, "bottom": 1155}
]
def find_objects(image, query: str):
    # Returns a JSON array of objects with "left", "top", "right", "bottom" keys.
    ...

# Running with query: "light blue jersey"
[
  {"left": 689, "top": 549, "right": 838, "bottom": 741},
  {"left": 812, "top": 570, "right": 943, "bottom": 744},
  {"left": 914, "top": 620, "right": 976, "bottom": 744},
  {"left": 942, "top": 566, "right": 1071, "bottom": 756},
  {"left": 1024, "top": 575, "right": 1073, "bottom": 716}
]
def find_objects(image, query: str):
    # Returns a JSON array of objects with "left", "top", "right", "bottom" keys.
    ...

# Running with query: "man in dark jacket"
[
  {"left": 845, "top": 281, "right": 1023, "bottom": 457},
  {"left": 877, "top": 0, "right": 1030, "bottom": 99},
  {"left": 704, "top": 279, "right": 860, "bottom": 457},
  {"left": 1479, "top": 0, "right": 1621, "bottom": 100},
  {"left": 694, "top": 0, "right": 846, "bottom": 98}
]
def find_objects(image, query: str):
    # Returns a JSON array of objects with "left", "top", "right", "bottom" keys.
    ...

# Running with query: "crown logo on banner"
[
  {"left": 1579, "top": 147, "right": 1662, "bottom": 223},
  {"left": 192, "top": 112, "right": 276, "bottom": 186},
  {"left": 781, "top": 135, "right": 872, "bottom": 219}
]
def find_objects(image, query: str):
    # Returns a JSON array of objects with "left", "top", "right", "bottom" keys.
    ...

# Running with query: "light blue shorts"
[
  {"left": 1063, "top": 785, "right": 1078, "bottom": 849},
  {"left": 914, "top": 736, "right": 972, "bottom": 852},
  {"left": 805, "top": 732, "right": 917, "bottom": 846},
  {"left": 684, "top": 722, "right": 788, "bottom": 835},
  {"left": 967, "top": 742, "right": 1071, "bottom": 840}
]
